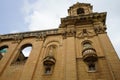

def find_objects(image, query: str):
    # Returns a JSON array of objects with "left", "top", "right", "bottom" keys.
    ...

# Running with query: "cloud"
[
  {"left": 25, "top": 10, "right": 60, "bottom": 30},
  {"left": 22, "top": 0, "right": 71, "bottom": 31}
]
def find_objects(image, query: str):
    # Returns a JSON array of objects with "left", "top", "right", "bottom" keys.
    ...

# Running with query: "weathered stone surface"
[{"left": 0, "top": 2, "right": 120, "bottom": 80}]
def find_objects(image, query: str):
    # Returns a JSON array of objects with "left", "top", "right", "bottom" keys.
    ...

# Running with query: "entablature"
[
  {"left": 0, "top": 29, "right": 59, "bottom": 41},
  {"left": 59, "top": 12, "right": 106, "bottom": 28}
]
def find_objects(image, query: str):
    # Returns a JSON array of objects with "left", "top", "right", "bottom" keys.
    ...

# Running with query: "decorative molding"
[
  {"left": 59, "top": 12, "right": 106, "bottom": 28},
  {"left": 12, "top": 34, "right": 24, "bottom": 43},
  {"left": 35, "top": 33, "right": 46, "bottom": 41},
  {"left": 76, "top": 29, "right": 95, "bottom": 38},
  {"left": 0, "top": 29, "right": 58, "bottom": 41},
  {"left": 43, "top": 37, "right": 62, "bottom": 48},
  {"left": 94, "top": 25, "right": 106, "bottom": 34},
  {"left": 62, "top": 29, "right": 76, "bottom": 39},
  {"left": 93, "top": 21, "right": 107, "bottom": 34}
]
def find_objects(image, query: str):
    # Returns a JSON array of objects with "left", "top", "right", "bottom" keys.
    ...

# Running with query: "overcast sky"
[{"left": 0, "top": 0, "right": 120, "bottom": 58}]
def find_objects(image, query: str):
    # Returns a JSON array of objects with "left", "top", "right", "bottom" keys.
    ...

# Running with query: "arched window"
[
  {"left": 87, "top": 62, "right": 96, "bottom": 72},
  {"left": 83, "top": 42, "right": 92, "bottom": 50},
  {"left": 12, "top": 43, "right": 32, "bottom": 65},
  {"left": 0, "top": 45, "right": 8, "bottom": 60},
  {"left": 21, "top": 44, "right": 32, "bottom": 57},
  {"left": 82, "top": 41, "right": 97, "bottom": 72},
  {"left": 77, "top": 8, "right": 84, "bottom": 14},
  {"left": 45, "top": 65, "right": 52, "bottom": 74},
  {"left": 88, "top": 63, "right": 96, "bottom": 71}
]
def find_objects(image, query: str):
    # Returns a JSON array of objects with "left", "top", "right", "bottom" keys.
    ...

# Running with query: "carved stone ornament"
[
  {"left": 35, "top": 33, "right": 46, "bottom": 41},
  {"left": 76, "top": 29, "right": 94, "bottom": 38},
  {"left": 62, "top": 29, "right": 76, "bottom": 39},
  {"left": 94, "top": 22, "right": 107, "bottom": 34},
  {"left": 94, "top": 25, "right": 106, "bottom": 34},
  {"left": 12, "top": 34, "right": 24, "bottom": 43},
  {"left": 43, "top": 56, "right": 56, "bottom": 66}
]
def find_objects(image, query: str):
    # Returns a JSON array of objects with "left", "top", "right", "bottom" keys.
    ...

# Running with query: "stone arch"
[
  {"left": 12, "top": 43, "right": 32, "bottom": 65},
  {"left": 44, "top": 39, "right": 60, "bottom": 48},
  {"left": 81, "top": 40, "right": 92, "bottom": 45},
  {"left": 81, "top": 40, "right": 93, "bottom": 51},
  {"left": 77, "top": 8, "right": 85, "bottom": 14},
  {"left": 44, "top": 41, "right": 59, "bottom": 59},
  {"left": 20, "top": 43, "right": 32, "bottom": 57}
]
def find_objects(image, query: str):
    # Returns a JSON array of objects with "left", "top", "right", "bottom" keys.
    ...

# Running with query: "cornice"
[
  {"left": 60, "top": 12, "right": 106, "bottom": 28},
  {"left": 0, "top": 29, "right": 59, "bottom": 41}
]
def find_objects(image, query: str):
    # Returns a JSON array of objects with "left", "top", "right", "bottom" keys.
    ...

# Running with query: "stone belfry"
[{"left": 0, "top": 2, "right": 120, "bottom": 80}]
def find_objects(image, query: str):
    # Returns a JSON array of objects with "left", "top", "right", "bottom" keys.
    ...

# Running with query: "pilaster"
[{"left": 65, "top": 37, "right": 77, "bottom": 80}]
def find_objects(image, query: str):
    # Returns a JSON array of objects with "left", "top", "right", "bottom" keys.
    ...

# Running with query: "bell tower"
[
  {"left": 68, "top": 2, "right": 93, "bottom": 16},
  {"left": 59, "top": 2, "right": 120, "bottom": 80}
]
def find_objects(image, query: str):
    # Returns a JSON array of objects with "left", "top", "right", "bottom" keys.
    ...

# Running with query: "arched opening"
[
  {"left": 88, "top": 63, "right": 96, "bottom": 71},
  {"left": 77, "top": 8, "right": 85, "bottom": 14},
  {"left": 82, "top": 41, "right": 98, "bottom": 72},
  {"left": 83, "top": 41, "right": 92, "bottom": 50},
  {"left": 0, "top": 45, "right": 8, "bottom": 60},
  {"left": 87, "top": 62, "right": 96, "bottom": 72},
  {"left": 12, "top": 43, "right": 32, "bottom": 65},
  {"left": 43, "top": 45, "right": 57, "bottom": 74},
  {"left": 22, "top": 45, "right": 32, "bottom": 57},
  {"left": 45, "top": 66, "right": 52, "bottom": 74}
]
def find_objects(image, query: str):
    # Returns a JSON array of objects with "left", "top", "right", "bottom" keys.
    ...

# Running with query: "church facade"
[{"left": 0, "top": 2, "right": 120, "bottom": 80}]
